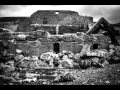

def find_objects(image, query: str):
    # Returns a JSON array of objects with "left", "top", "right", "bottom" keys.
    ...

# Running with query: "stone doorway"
[
  {"left": 92, "top": 44, "right": 99, "bottom": 49},
  {"left": 53, "top": 43, "right": 60, "bottom": 53}
]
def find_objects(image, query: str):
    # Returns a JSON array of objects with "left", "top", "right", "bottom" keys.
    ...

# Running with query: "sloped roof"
[{"left": 86, "top": 17, "right": 110, "bottom": 35}]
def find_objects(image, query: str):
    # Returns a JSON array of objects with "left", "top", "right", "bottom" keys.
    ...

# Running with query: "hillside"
[{"left": 0, "top": 17, "right": 29, "bottom": 22}]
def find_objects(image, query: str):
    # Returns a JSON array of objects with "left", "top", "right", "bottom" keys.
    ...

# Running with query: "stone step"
[
  {"left": 30, "top": 69, "right": 57, "bottom": 81},
  {"left": 33, "top": 69, "right": 56, "bottom": 74},
  {"left": 38, "top": 75, "right": 55, "bottom": 80}
]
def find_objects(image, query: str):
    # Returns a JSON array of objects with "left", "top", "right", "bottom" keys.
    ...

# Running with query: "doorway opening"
[
  {"left": 53, "top": 43, "right": 60, "bottom": 53},
  {"left": 92, "top": 44, "right": 99, "bottom": 49}
]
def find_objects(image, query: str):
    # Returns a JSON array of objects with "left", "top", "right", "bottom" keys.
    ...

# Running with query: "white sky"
[{"left": 0, "top": 5, "right": 120, "bottom": 23}]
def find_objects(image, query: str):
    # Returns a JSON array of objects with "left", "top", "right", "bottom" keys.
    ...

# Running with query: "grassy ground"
[
  {"left": 1, "top": 63, "right": 120, "bottom": 85},
  {"left": 52, "top": 64, "right": 120, "bottom": 85}
]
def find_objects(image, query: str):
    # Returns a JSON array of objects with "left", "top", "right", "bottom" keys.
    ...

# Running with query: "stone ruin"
[{"left": 1, "top": 10, "right": 120, "bottom": 84}]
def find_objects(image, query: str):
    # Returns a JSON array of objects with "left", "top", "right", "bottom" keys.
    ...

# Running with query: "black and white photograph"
[{"left": 0, "top": 5, "right": 120, "bottom": 85}]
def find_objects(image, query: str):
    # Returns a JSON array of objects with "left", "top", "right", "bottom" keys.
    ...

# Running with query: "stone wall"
[
  {"left": 30, "top": 10, "right": 79, "bottom": 24},
  {"left": 30, "top": 10, "right": 93, "bottom": 25},
  {"left": 9, "top": 40, "right": 84, "bottom": 56},
  {"left": 59, "top": 42, "right": 83, "bottom": 54},
  {"left": 9, "top": 41, "right": 51, "bottom": 57},
  {"left": 71, "top": 42, "right": 83, "bottom": 53},
  {"left": 8, "top": 31, "right": 111, "bottom": 56},
  {"left": 89, "top": 34, "right": 111, "bottom": 50},
  {"left": 17, "top": 10, "right": 93, "bottom": 33}
]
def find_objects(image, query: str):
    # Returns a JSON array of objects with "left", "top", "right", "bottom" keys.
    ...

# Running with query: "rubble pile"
[{"left": 1, "top": 44, "right": 120, "bottom": 71}]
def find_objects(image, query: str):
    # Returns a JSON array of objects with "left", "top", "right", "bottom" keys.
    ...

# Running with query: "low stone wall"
[
  {"left": 9, "top": 41, "right": 50, "bottom": 57},
  {"left": 8, "top": 32, "right": 112, "bottom": 56}
]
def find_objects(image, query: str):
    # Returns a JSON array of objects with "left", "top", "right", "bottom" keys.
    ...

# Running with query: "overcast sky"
[{"left": 0, "top": 5, "right": 120, "bottom": 24}]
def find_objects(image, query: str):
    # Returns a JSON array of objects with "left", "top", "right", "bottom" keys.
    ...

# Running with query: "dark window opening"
[
  {"left": 43, "top": 18, "right": 48, "bottom": 24},
  {"left": 93, "top": 44, "right": 99, "bottom": 49},
  {"left": 53, "top": 43, "right": 60, "bottom": 53}
]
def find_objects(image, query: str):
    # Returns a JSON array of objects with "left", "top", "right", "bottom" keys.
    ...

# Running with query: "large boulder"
[
  {"left": 91, "top": 57, "right": 109, "bottom": 68},
  {"left": 73, "top": 53, "right": 81, "bottom": 62},
  {"left": 35, "top": 60, "right": 50, "bottom": 69},
  {"left": 91, "top": 57, "right": 100, "bottom": 63},
  {"left": 19, "top": 60, "right": 30, "bottom": 68},
  {"left": 6, "top": 66, "right": 15, "bottom": 72},
  {"left": 59, "top": 54, "right": 74, "bottom": 68},
  {"left": 40, "top": 52, "right": 56, "bottom": 61},
  {"left": 29, "top": 61, "right": 38, "bottom": 69},
  {"left": 14, "top": 54, "right": 24, "bottom": 62},
  {"left": 72, "top": 62, "right": 80, "bottom": 69},
  {"left": 16, "top": 49, "right": 23, "bottom": 54},
  {"left": 31, "top": 56, "right": 39, "bottom": 61},
  {"left": 40, "top": 51, "right": 60, "bottom": 68},
  {"left": 61, "top": 61, "right": 72, "bottom": 68},
  {"left": 60, "top": 59, "right": 73, "bottom": 68},
  {"left": 1, "top": 63, "right": 15, "bottom": 73},
  {"left": 101, "top": 59, "right": 109, "bottom": 67},
  {"left": 1, "top": 60, "right": 15, "bottom": 73},
  {"left": 5, "top": 60, "right": 14, "bottom": 66},
  {"left": 54, "top": 70, "right": 75, "bottom": 83},
  {"left": 79, "top": 59, "right": 92, "bottom": 68}
]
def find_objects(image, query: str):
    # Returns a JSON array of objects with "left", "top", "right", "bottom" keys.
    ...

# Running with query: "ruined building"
[
  {"left": 1, "top": 10, "right": 119, "bottom": 57},
  {"left": 17, "top": 10, "right": 93, "bottom": 33}
]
